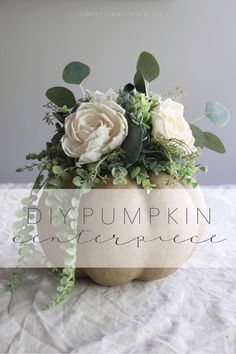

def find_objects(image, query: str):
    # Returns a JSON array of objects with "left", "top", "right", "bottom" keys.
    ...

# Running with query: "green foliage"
[
  {"left": 117, "top": 90, "right": 160, "bottom": 129},
  {"left": 63, "top": 61, "right": 90, "bottom": 85},
  {"left": 130, "top": 166, "right": 140, "bottom": 179},
  {"left": 111, "top": 166, "right": 128, "bottom": 185},
  {"left": 131, "top": 166, "right": 156, "bottom": 190},
  {"left": 117, "top": 90, "right": 160, "bottom": 166},
  {"left": 46, "top": 87, "right": 76, "bottom": 108},
  {"left": 43, "top": 268, "right": 75, "bottom": 310},
  {"left": 42, "top": 189, "right": 82, "bottom": 310},
  {"left": 134, "top": 71, "right": 146, "bottom": 94},
  {"left": 190, "top": 124, "right": 206, "bottom": 148},
  {"left": 8, "top": 189, "right": 54, "bottom": 293},
  {"left": 123, "top": 83, "right": 135, "bottom": 93},
  {"left": 205, "top": 101, "right": 230, "bottom": 127},
  {"left": 204, "top": 132, "right": 226, "bottom": 153},
  {"left": 8, "top": 269, "right": 25, "bottom": 292},
  {"left": 136, "top": 51, "right": 160, "bottom": 83},
  {"left": 190, "top": 124, "right": 226, "bottom": 153},
  {"left": 52, "top": 165, "right": 63, "bottom": 175},
  {"left": 122, "top": 124, "right": 143, "bottom": 165}
]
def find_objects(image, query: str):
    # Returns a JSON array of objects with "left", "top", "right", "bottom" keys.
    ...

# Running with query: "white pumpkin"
[{"left": 38, "top": 173, "right": 206, "bottom": 285}]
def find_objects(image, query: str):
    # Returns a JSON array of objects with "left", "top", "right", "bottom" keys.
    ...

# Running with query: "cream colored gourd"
[{"left": 38, "top": 173, "right": 206, "bottom": 286}]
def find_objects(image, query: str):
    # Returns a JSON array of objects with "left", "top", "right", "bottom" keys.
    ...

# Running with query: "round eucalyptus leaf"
[
  {"left": 204, "top": 132, "right": 226, "bottom": 153},
  {"left": 134, "top": 71, "right": 146, "bottom": 94},
  {"left": 205, "top": 101, "right": 230, "bottom": 127},
  {"left": 52, "top": 165, "right": 63, "bottom": 175},
  {"left": 63, "top": 61, "right": 90, "bottom": 85},
  {"left": 71, "top": 197, "right": 81, "bottom": 207},
  {"left": 123, "top": 83, "right": 135, "bottom": 93},
  {"left": 68, "top": 209, "right": 78, "bottom": 220},
  {"left": 136, "top": 51, "right": 160, "bottom": 83},
  {"left": 46, "top": 87, "right": 76, "bottom": 108},
  {"left": 73, "top": 176, "right": 82, "bottom": 187},
  {"left": 189, "top": 124, "right": 206, "bottom": 148}
]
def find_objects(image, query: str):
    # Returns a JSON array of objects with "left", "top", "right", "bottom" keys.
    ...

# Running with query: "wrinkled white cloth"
[{"left": 0, "top": 184, "right": 236, "bottom": 354}]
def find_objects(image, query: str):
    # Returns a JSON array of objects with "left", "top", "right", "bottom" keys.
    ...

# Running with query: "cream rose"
[
  {"left": 87, "top": 88, "right": 118, "bottom": 103},
  {"left": 61, "top": 90, "right": 128, "bottom": 164},
  {"left": 151, "top": 98, "right": 196, "bottom": 153}
]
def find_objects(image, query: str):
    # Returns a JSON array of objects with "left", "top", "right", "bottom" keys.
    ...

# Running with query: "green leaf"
[
  {"left": 21, "top": 197, "right": 31, "bottom": 206},
  {"left": 63, "top": 61, "right": 90, "bottom": 85},
  {"left": 61, "top": 171, "right": 71, "bottom": 181},
  {"left": 52, "top": 165, "right": 63, "bottom": 175},
  {"left": 189, "top": 124, "right": 206, "bottom": 148},
  {"left": 73, "top": 176, "right": 82, "bottom": 187},
  {"left": 68, "top": 209, "right": 78, "bottom": 219},
  {"left": 136, "top": 51, "right": 160, "bottom": 83},
  {"left": 48, "top": 178, "right": 63, "bottom": 188},
  {"left": 134, "top": 71, "right": 146, "bottom": 94},
  {"left": 205, "top": 101, "right": 230, "bottom": 127},
  {"left": 204, "top": 132, "right": 226, "bottom": 153},
  {"left": 15, "top": 210, "right": 25, "bottom": 218},
  {"left": 122, "top": 124, "right": 143, "bottom": 165},
  {"left": 71, "top": 197, "right": 81, "bottom": 207},
  {"left": 45, "top": 87, "right": 76, "bottom": 108},
  {"left": 131, "top": 167, "right": 140, "bottom": 179},
  {"left": 123, "top": 83, "right": 135, "bottom": 93},
  {"left": 199, "top": 165, "right": 208, "bottom": 172}
]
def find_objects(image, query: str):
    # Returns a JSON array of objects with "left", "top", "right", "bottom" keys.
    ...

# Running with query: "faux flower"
[
  {"left": 61, "top": 90, "right": 128, "bottom": 164},
  {"left": 87, "top": 88, "right": 118, "bottom": 103},
  {"left": 151, "top": 98, "right": 196, "bottom": 153}
]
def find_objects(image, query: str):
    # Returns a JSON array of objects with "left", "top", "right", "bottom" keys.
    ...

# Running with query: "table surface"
[{"left": 0, "top": 184, "right": 236, "bottom": 354}]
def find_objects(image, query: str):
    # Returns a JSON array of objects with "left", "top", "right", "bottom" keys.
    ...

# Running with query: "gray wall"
[{"left": 0, "top": 0, "right": 235, "bottom": 185}]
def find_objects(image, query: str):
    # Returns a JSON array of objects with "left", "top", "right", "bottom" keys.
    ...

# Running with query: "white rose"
[
  {"left": 61, "top": 91, "right": 128, "bottom": 164},
  {"left": 151, "top": 98, "right": 196, "bottom": 153},
  {"left": 88, "top": 88, "right": 118, "bottom": 103}
]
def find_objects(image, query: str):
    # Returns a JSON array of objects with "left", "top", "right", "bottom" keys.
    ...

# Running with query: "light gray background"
[{"left": 0, "top": 0, "right": 235, "bottom": 185}]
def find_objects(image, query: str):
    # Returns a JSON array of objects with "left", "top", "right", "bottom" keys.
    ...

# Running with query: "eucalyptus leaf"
[
  {"left": 48, "top": 178, "right": 63, "bottom": 188},
  {"left": 134, "top": 71, "right": 146, "bottom": 94},
  {"left": 122, "top": 124, "right": 143, "bottom": 165},
  {"left": 52, "top": 165, "right": 63, "bottom": 175},
  {"left": 61, "top": 171, "right": 71, "bottom": 181},
  {"left": 189, "top": 124, "right": 206, "bottom": 148},
  {"left": 205, "top": 101, "right": 230, "bottom": 127},
  {"left": 71, "top": 197, "right": 81, "bottom": 207},
  {"left": 124, "top": 83, "right": 135, "bottom": 93},
  {"left": 63, "top": 61, "right": 90, "bottom": 85},
  {"left": 204, "top": 132, "right": 226, "bottom": 153},
  {"left": 46, "top": 87, "right": 76, "bottom": 108},
  {"left": 68, "top": 209, "right": 78, "bottom": 219},
  {"left": 73, "top": 176, "right": 82, "bottom": 187},
  {"left": 136, "top": 51, "right": 160, "bottom": 83}
]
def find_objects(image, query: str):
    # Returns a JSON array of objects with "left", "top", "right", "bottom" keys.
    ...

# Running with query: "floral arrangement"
[
  {"left": 17, "top": 51, "right": 230, "bottom": 190},
  {"left": 10, "top": 52, "right": 230, "bottom": 308}
]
